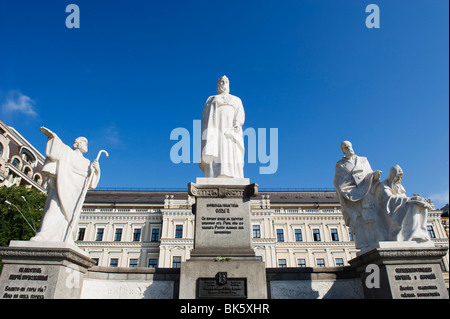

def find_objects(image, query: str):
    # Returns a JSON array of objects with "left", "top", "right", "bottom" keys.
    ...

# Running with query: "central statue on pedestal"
[{"left": 200, "top": 75, "right": 245, "bottom": 178}]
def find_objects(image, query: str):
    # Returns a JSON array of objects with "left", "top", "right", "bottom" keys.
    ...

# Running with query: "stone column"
[{"left": 179, "top": 178, "right": 267, "bottom": 299}]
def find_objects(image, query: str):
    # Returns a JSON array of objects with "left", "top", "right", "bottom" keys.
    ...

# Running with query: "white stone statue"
[
  {"left": 334, "top": 141, "right": 433, "bottom": 251},
  {"left": 333, "top": 141, "right": 389, "bottom": 249},
  {"left": 375, "top": 165, "right": 432, "bottom": 242},
  {"left": 200, "top": 75, "right": 245, "bottom": 178},
  {"left": 31, "top": 127, "right": 101, "bottom": 245}
]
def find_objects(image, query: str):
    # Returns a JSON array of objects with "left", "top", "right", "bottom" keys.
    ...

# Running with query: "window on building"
[
  {"left": 255, "top": 256, "right": 263, "bottom": 262},
  {"left": 312, "top": 229, "right": 321, "bottom": 241},
  {"left": 110, "top": 258, "right": 119, "bottom": 267},
  {"left": 278, "top": 259, "right": 287, "bottom": 268},
  {"left": 92, "top": 258, "right": 99, "bottom": 266},
  {"left": 148, "top": 259, "right": 158, "bottom": 268},
  {"left": 114, "top": 228, "right": 123, "bottom": 241},
  {"left": 175, "top": 225, "right": 183, "bottom": 238},
  {"left": 276, "top": 229, "right": 284, "bottom": 242},
  {"left": 295, "top": 229, "right": 303, "bottom": 241},
  {"left": 335, "top": 258, "right": 344, "bottom": 267},
  {"left": 316, "top": 258, "right": 325, "bottom": 267},
  {"left": 0, "top": 143, "right": 3, "bottom": 157},
  {"left": 20, "top": 148, "right": 36, "bottom": 164},
  {"left": 253, "top": 225, "right": 261, "bottom": 238},
  {"left": 96, "top": 228, "right": 104, "bottom": 241},
  {"left": 427, "top": 225, "right": 436, "bottom": 238},
  {"left": 129, "top": 259, "right": 138, "bottom": 268},
  {"left": 330, "top": 229, "right": 339, "bottom": 241},
  {"left": 348, "top": 229, "right": 354, "bottom": 241},
  {"left": 172, "top": 256, "right": 181, "bottom": 268},
  {"left": 151, "top": 228, "right": 160, "bottom": 242},
  {"left": 77, "top": 228, "right": 86, "bottom": 241},
  {"left": 297, "top": 259, "right": 306, "bottom": 268},
  {"left": 12, "top": 158, "right": 20, "bottom": 168},
  {"left": 133, "top": 228, "right": 141, "bottom": 242}
]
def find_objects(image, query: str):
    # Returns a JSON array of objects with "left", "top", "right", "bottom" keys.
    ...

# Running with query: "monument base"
[
  {"left": 0, "top": 241, "right": 95, "bottom": 299},
  {"left": 180, "top": 179, "right": 267, "bottom": 299},
  {"left": 179, "top": 258, "right": 267, "bottom": 299},
  {"left": 349, "top": 243, "right": 449, "bottom": 299}
]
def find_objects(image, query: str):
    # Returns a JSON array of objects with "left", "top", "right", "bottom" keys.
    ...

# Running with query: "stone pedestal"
[
  {"left": 0, "top": 241, "right": 95, "bottom": 299},
  {"left": 349, "top": 243, "right": 449, "bottom": 299},
  {"left": 179, "top": 179, "right": 267, "bottom": 299}
]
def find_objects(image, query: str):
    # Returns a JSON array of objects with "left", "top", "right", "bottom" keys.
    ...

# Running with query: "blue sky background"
[{"left": 0, "top": 0, "right": 448, "bottom": 208}]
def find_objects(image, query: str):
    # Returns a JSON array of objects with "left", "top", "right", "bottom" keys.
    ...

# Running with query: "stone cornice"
[{"left": 188, "top": 182, "right": 258, "bottom": 198}]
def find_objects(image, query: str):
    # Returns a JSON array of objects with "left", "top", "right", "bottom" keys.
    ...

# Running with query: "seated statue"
[{"left": 375, "top": 165, "right": 432, "bottom": 242}]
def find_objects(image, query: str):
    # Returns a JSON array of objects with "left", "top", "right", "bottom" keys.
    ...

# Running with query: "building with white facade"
[
  {"left": 78, "top": 189, "right": 449, "bottom": 286},
  {"left": 0, "top": 120, "right": 46, "bottom": 192}
]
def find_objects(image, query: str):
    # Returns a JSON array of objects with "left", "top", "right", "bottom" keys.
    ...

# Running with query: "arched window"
[
  {"left": 23, "top": 166, "right": 33, "bottom": 177},
  {"left": 20, "top": 147, "right": 36, "bottom": 164},
  {"left": 12, "top": 158, "right": 20, "bottom": 168},
  {"left": 33, "top": 174, "right": 42, "bottom": 185}
]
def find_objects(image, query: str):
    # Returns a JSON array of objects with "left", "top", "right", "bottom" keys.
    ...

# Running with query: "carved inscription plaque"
[
  {"left": 197, "top": 274, "right": 247, "bottom": 299},
  {"left": 391, "top": 265, "right": 444, "bottom": 299},
  {"left": 1, "top": 266, "right": 49, "bottom": 299}
]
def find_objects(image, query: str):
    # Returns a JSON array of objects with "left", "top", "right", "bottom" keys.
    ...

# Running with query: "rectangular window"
[
  {"left": 348, "top": 228, "right": 354, "bottom": 241},
  {"left": 330, "top": 229, "right": 339, "bottom": 241},
  {"left": 96, "top": 228, "right": 104, "bottom": 241},
  {"left": 175, "top": 225, "right": 183, "bottom": 238},
  {"left": 110, "top": 258, "right": 119, "bottom": 267},
  {"left": 92, "top": 258, "right": 99, "bottom": 266},
  {"left": 335, "top": 258, "right": 344, "bottom": 267},
  {"left": 77, "top": 228, "right": 85, "bottom": 241},
  {"left": 255, "top": 256, "right": 263, "bottom": 262},
  {"left": 316, "top": 258, "right": 325, "bottom": 267},
  {"left": 129, "top": 259, "right": 138, "bottom": 268},
  {"left": 133, "top": 228, "right": 141, "bottom": 242},
  {"left": 297, "top": 259, "right": 306, "bottom": 268},
  {"left": 114, "top": 228, "right": 123, "bottom": 241},
  {"left": 151, "top": 228, "right": 160, "bottom": 242},
  {"left": 172, "top": 256, "right": 181, "bottom": 268},
  {"left": 295, "top": 229, "right": 303, "bottom": 241},
  {"left": 427, "top": 225, "right": 436, "bottom": 238},
  {"left": 148, "top": 259, "right": 158, "bottom": 268},
  {"left": 276, "top": 229, "right": 284, "bottom": 242},
  {"left": 253, "top": 225, "right": 261, "bottom": 238},
  {"left": 313, "top": 229, "right": 321, "bottom": 242},
  {"left": 278, "top": 259, "right": 287, "bottom": 268}
]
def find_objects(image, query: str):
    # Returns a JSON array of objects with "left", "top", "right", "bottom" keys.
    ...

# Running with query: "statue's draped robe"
[
  {"left": 376, "top": 166, "right": 429, "bottom": 242},
  {"left": 200, "top": 93, "right": 245, "bottom": 178},
  {"left": 334, "top": 156, "right": 389, "bottom": 249},
  {"left": 32, "top": 134, "right": 99, "bottom": 243}
]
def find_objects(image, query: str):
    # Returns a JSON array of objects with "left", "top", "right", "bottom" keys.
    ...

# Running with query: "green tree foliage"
[{"left": 0, "top": 185, "right": 47, "bottom": 271}]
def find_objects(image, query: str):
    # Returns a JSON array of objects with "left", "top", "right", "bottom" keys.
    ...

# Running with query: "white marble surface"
[
  {"left": 270, "top": 279, "right": 363, "bottom": 299},
  {"left": 357, "top": 240, "right": 435, "bottom": 256},
  {"left": 195, "top": 177, "right": 250, "bottom": 185},
  {"left": 9, "top": 240, "right": 89, "bottom": 257},
  {"left": 200, "top": 76, "right": 245, "bottom": 178},
  {"left": 80, "top": 279, "right": 174, "bottom": 299}
]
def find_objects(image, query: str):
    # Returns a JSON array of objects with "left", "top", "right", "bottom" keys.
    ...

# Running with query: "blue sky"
[{"left": 0, "top": 0, "right": 448, "bottom": 208}]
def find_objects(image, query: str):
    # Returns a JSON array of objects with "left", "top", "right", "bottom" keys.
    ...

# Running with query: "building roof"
[{"left": 84, "top": 189, "right": 340, "bottom": 205}]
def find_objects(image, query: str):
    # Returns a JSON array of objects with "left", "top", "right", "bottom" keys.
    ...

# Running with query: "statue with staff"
[{"left": 30, "top": 127, "right": 108, "bottom": 246}]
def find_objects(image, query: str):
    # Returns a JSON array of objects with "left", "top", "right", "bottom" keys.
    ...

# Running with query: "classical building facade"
[
  {"left": 78, "top": 190, "right": 449, "bottom": 280},
  {"left": 0, "top": 120, "right": 46, "bottom": 192}
]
